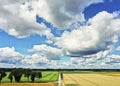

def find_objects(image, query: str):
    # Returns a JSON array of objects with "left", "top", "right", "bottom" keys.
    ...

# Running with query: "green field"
[
  {"left": 62, "top": 71, "right": 120, "bottom": 75},
  {"left": 1, "top": 71, "right": 58, "bottom": 83}
]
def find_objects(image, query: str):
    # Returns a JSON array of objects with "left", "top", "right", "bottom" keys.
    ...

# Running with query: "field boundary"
[{"left": 0, "top": 83, "right": 54, "bottom": 86}]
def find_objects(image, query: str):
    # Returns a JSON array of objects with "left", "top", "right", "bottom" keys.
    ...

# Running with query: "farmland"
[
  {"left": 1, "top": 71, "right": 58, "bottom": 83},
  {"left": 1, "top": 70, "right": 120, "bottom": 86},
  {"left": 62, "top": 71, "right": 120, "bottom": 86}
]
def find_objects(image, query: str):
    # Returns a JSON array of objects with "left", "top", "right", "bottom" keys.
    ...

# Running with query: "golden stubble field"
[
  {"left": 0, "top": 83, "right": 54, "bottom": 86},
  {"left": 63, "top": 74, "right": 120, "bottom": 86}
]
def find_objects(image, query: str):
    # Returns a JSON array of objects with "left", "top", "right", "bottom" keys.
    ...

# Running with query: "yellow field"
[
  {"left": 0, "top": 83, "right": 54, "bottom": 86},
  {"left": 106, "top": 74, "right": 120, "bottom": 77},
  {"left": 63, "top": 74, "right": 120, "bottom": 86}
]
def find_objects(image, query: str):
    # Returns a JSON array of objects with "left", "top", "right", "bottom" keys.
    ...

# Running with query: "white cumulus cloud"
[
  {"left": 31, "top": 44, "right": 63, "bottom": 60},
  {"left": 105, "top": 54, "right": 120, "bottom": 64},
  {"left": 0, "top": 0, "right": 52, "bottom": 38},
  {"left": 0, "top": 47, "right": 23, "bottom": 65},
  {"left": 56, "top": 11, "right": 120, "bottom": 57},
  {"left": 21, "top": 53, "right": 49, "bottom": 66},
  {"left": 0, "top": 47, "right": 50, "bottom": 68},
  {"left": 22, "top": 0, "right": 103, "bottom": 29}
]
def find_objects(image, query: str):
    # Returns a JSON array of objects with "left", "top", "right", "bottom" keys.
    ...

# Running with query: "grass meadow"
[{"left": 1, "top": 71, "right": 58, "bottom": 83}]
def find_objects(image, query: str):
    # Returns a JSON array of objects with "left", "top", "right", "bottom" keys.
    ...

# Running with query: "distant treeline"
[{"left": 0, "top": 68, "right": 120, "bottom": 72}]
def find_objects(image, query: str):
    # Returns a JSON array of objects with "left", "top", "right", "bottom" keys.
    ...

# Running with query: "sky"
[{"left": 0, "top": 0, "right": 120, "bottom": 69}]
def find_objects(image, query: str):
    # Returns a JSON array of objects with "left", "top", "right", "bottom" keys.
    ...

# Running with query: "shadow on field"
[{"left": 65, "top": 84, "right": 79, "bottom": 86}]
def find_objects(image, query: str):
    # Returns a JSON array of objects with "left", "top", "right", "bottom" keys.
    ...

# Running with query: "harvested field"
[
  {"left": 63, "top": 74, "right": 120, "bottom": 86},
  {"left": 105, "top": 74, "right": 120, "bottom": 77},
  {"left": 0, "top": 83, "right": 54, "bottom": 86}
]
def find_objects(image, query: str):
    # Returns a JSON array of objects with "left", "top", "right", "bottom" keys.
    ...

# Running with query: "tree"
[
  {"left": 0, "top": 70, "right": 6, "bottom": 82},
  {"left": 36, "top": 72, "right": 42, "bottom": 78},
  {"left": 11, "top": 68, "right": 23, "bottom": 82},
  {"left": 24, "top": 68, "right": 32, "bottom": 81},
  {"left": 38, "top": 72, "right": 42, "bottom": 78},
  {"left": 8, "top": 73, "right": 13, "bottom": 82},
  {"left": 30, "top": 72, "right": 36, "bottom": 82},
  {"left": 30, "top": 71, "right": 42, "bottom": 82}
]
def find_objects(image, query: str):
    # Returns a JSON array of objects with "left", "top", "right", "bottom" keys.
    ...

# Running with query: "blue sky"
[{"left": 0, "top": 0, "right": 120, "bottom": 69}]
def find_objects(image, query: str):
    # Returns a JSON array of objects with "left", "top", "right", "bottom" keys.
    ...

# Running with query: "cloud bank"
[
  {"left": 24, "top": 0, "right": 103, "bottom": 29},
  {"left": 0, "top": 0, "right": 103, "bottom": 39},
  {"left": 1, "top": 0, "right": 120, "bottom": 68},
  {"left": 56, "top": 11, "right": 120, "bottom": 57},
  {"left": 0, "top": 0, "right": 52, "bottom": 38}
]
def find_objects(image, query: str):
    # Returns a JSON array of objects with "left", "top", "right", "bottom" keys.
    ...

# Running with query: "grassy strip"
[
  {"left": 1, "top": 71, "right": 58, "bottom": 83},
  {"left": 35, "top": 72, "right": 58, "bottom": 82},
  {"left": 42, "top": 72, "right": 51, "bottom": 78},
  {"left": 48, "top": 72, "right": 58, "bottom": 81},
  {"left": 62, "top": 71, "right": 120, "bottom": 74}
]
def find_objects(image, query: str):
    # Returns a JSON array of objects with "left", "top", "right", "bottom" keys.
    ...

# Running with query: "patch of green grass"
[
  {"left": 1, "top": 71, "right": 58, "bottom": 83},
  {"left": 35, "top": 71, "right": 58, "bottom": 82}
]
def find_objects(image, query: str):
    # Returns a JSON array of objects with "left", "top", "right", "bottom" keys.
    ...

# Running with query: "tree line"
[
  {"left": 1, "top": 68, "right": 120, "bottom": 72},
  {"left": 0, "top": 68, "right": 42, "bottom": 83}
]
